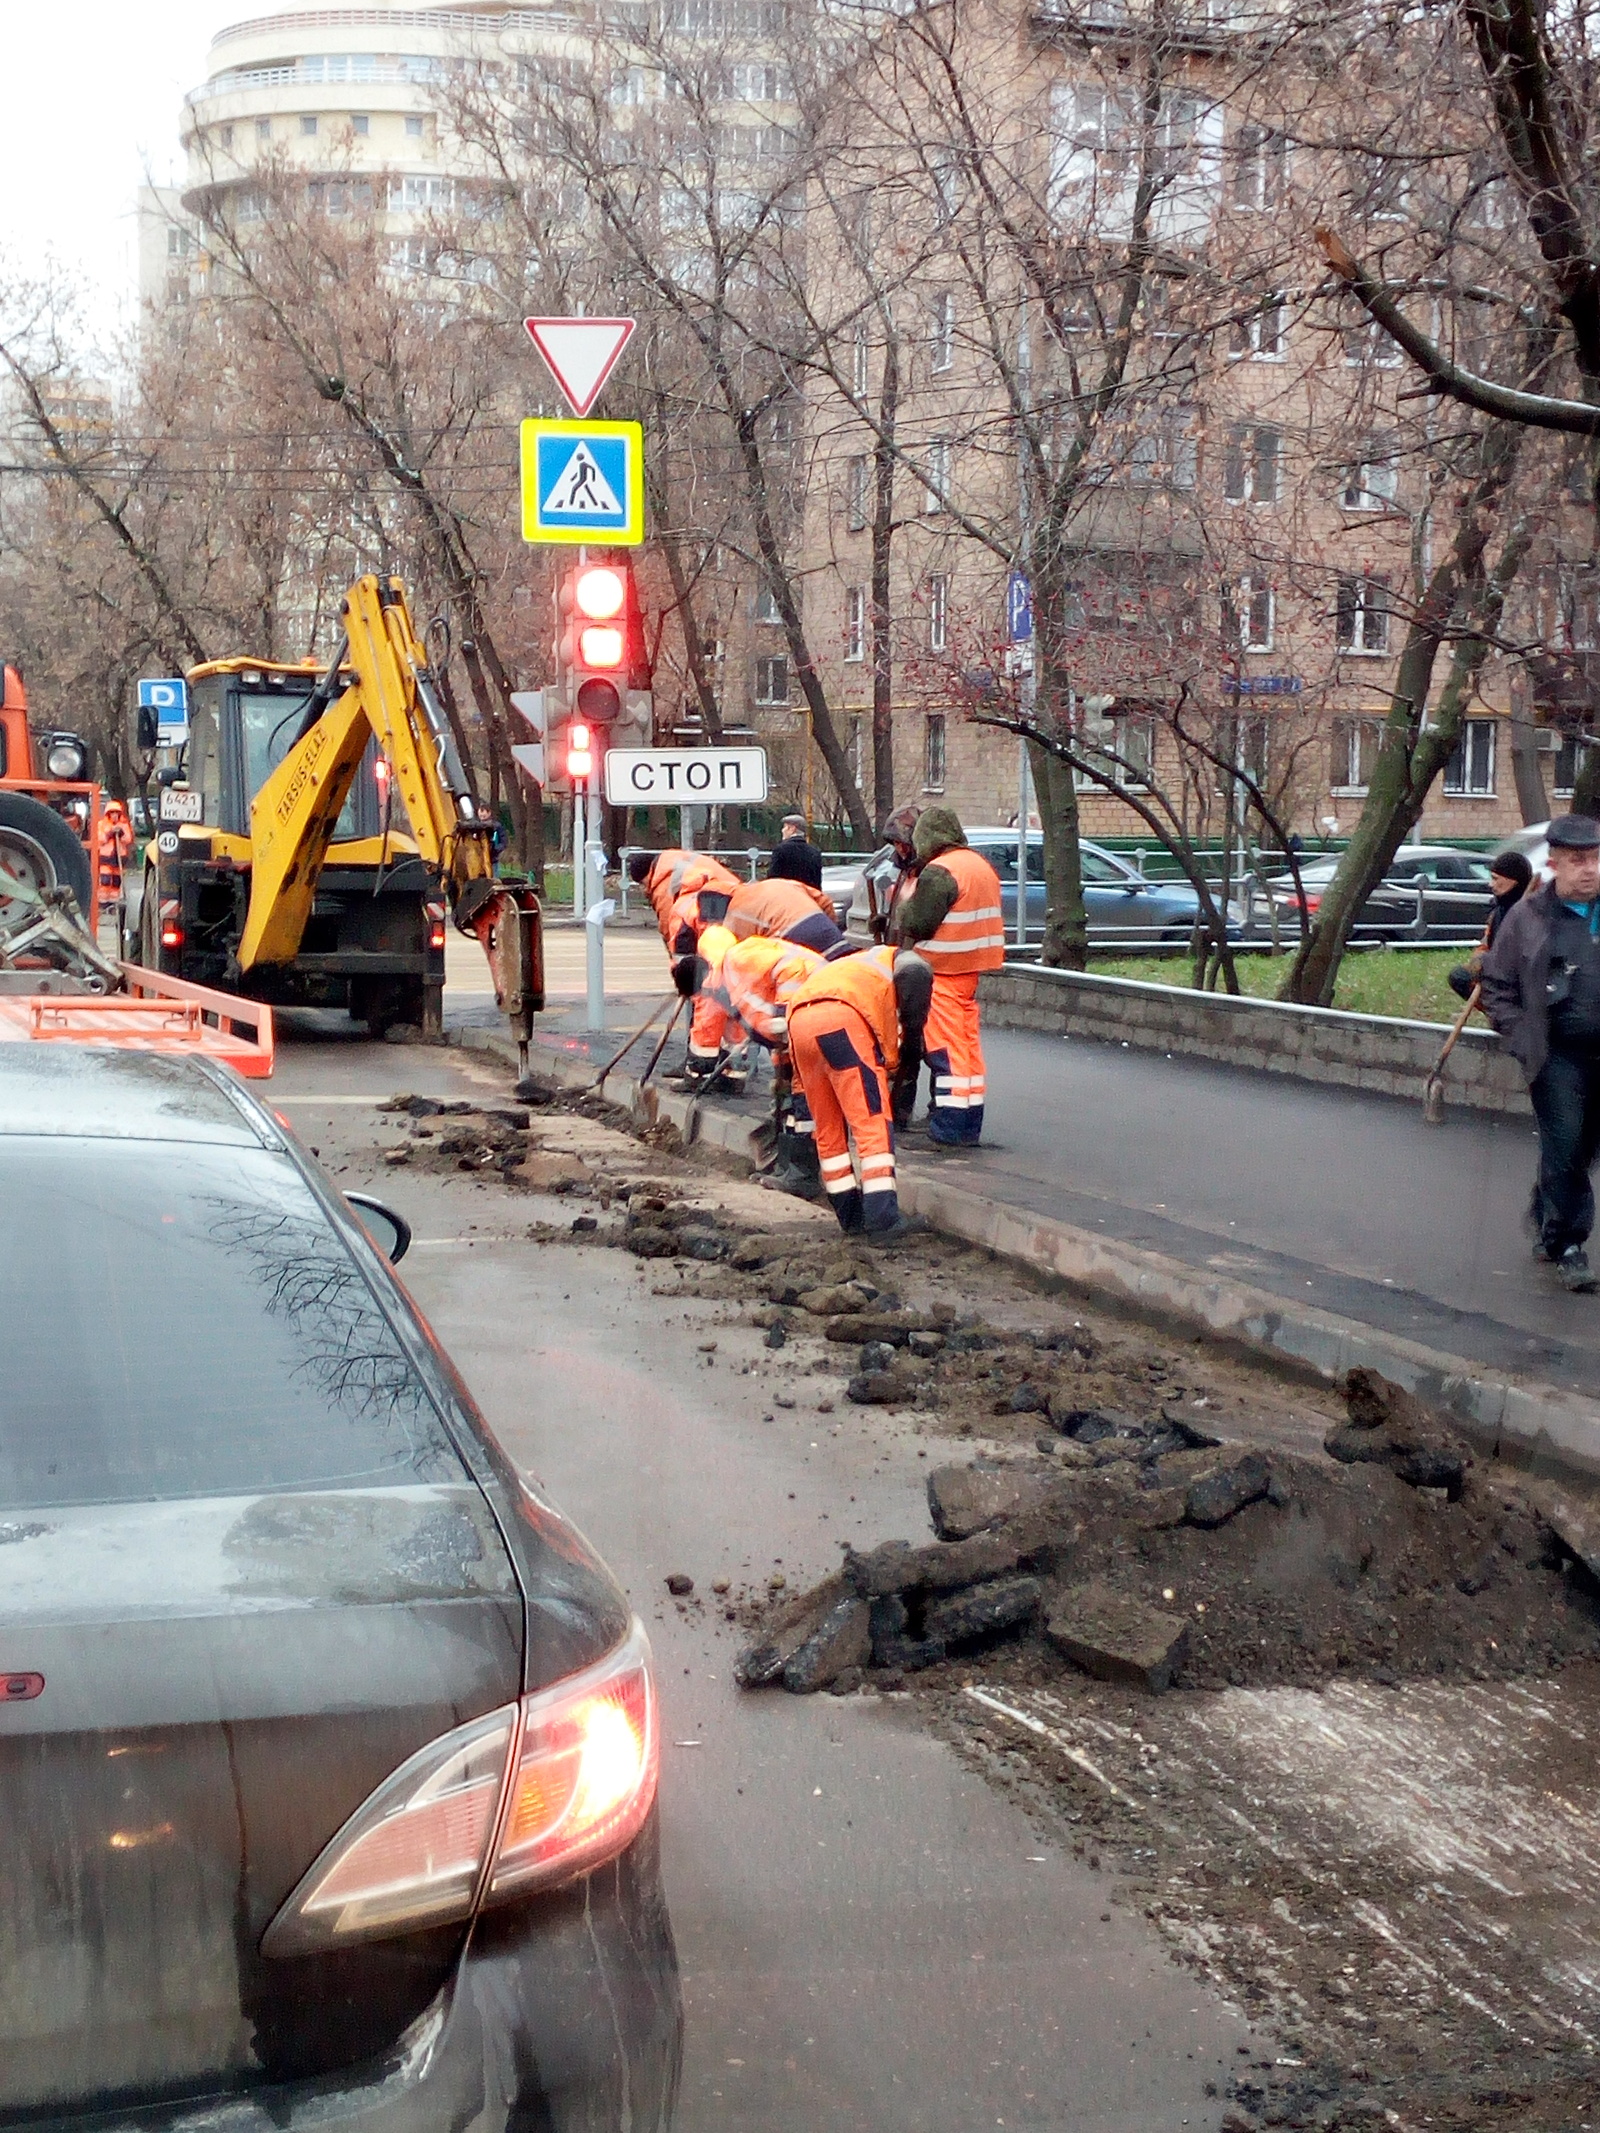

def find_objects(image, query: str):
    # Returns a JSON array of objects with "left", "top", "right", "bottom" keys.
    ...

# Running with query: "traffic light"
[
  {"left": 555, "top": 556, "right": 651, "bottom": 722},
  {"left": 565, "top": 721, "right": 594, "bottom": 781}
]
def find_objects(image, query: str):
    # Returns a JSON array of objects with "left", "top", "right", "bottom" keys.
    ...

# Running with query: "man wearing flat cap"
[{"left": 1482, "top": 815, "right": 1600, "bottom": 1291}]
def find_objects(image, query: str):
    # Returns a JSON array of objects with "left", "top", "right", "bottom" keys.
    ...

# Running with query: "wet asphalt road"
[{"left": 269, "top": 1021, "right": 1258, "bottom": 2133}]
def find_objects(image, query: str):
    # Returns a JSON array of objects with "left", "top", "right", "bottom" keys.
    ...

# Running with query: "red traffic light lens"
[
  {"left": 579, "top": 624, "right": 624, "bottom": 668},
  {"left": 570, "top": 723, "right": 591, "bottom": 749},
  {"left": 566, "top": 720, "right": 593, "bottom": 778},
  {"left": 574, "top": 566, "right": 626, "bottom": 621}
]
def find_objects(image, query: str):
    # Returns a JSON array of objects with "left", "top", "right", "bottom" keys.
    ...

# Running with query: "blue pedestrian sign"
[
  {"left": 1007, "top": 570, "right": 1033, "bottom": 643},
  {"left": 138, "top": 677, "right": 189, "bottom": 737},
  {"left": 520, "top": 418, "right": 644, "bottom": 545}
]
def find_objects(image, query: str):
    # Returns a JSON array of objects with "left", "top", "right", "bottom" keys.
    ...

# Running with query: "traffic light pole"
[{"left": 584, "top": 777, "right": 608, "bottom": 1033}]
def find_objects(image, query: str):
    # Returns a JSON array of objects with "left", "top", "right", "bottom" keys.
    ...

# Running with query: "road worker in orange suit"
[
  {"left": 97, "top": 799, "right": 135, "bottom": 915},
  {"left": 723, "top": 872, "right": 843, "bottom": 953},
  {"left": 627, "top": 847, "right": 742, "bottom": 959},
  {"left": 677, "top": 932, "right": 826, "bottom": 1195},
  {"left": 890, "top": 804, "right": 1005, "bottom": 1146},
  {"left": 787, "top": 944, "right": 933, "bottom": 1240}
]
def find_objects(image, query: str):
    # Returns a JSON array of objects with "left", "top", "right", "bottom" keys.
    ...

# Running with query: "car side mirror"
[
  {"left": 135, "top": 704, "right": 159, "bottom": 752},
  {"left": 345, "top": 1192, "right": 412, "bottom": 1264}
]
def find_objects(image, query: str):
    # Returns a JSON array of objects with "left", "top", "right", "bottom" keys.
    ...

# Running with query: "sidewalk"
[{"left": 448, "top": 992, "right": 1600, "bottom": 1480}]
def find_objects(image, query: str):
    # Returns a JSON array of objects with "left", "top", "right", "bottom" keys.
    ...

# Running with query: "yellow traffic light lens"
[
  {"left": 574, "top": 567, "right": 626, "bottom": 621},
  {"left": 579, "top": 624, "right": 624, "bottom": 668}
]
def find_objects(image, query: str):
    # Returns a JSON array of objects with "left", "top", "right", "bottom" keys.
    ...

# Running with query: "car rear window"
[{"left": 1, "top": 1140, "right": 460, "bottom": 1511}]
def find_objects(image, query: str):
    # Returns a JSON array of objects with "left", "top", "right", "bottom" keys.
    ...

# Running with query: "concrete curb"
[{"left": 451, "top": 1023, "right": 1600, "bottom": 1486}]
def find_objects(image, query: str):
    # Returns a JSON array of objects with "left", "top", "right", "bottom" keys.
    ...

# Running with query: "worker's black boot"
[
  {"left": 761, "top": 1130, "right": 823, "bottom": 1200},
  {"left": 831, "top": 1186, "right": 865, "bottom": 1234}
]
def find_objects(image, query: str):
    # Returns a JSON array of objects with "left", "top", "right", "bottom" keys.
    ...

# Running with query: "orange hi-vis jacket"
[
  {"left": 687, "top": 921, "right": 740, "bottom": 1062},
  {"left": 707, "top": 936, "right": 823, "bottom": 1050},
  {"left": 724, "top": 876, "right": 835, "bottom": 942},
  {"left": 920, "top": 846, "right": 1006, "bottom": 975},
  {"left": 645, "top": 851, "right": 741, "bottom": 947},
  {"left": 788, "top": 945, "right": 901, "bottom": 1074}
]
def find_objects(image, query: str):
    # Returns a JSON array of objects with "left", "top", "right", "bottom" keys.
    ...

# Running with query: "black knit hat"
[{"left": 1487, "top": 849, "right": 1533, "bottom": 887}]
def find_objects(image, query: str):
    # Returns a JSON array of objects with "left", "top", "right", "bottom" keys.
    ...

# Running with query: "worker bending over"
[
  {"left": 890, "top": 806, "right": 1004, "bottom": 1145},
  {"left": 628, "top": 847, "right": 742, "bottom": 959},
  {"left": 788, "top": 944, "right": 932, "bottom": 1239},
  {"left": 723, "top": 873, "right": 842, "bottom": 953},
  {"left": 681, "top": 933, "right": 825, "bottom": 1194}
]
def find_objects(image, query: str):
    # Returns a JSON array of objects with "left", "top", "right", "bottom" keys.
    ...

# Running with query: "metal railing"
[{"left": 615, "top": 844, "right": 863, "bottom": 916}]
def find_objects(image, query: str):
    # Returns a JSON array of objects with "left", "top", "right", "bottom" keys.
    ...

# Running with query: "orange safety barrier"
[{"left": 0, "top": 964, "right": 275, "bottom": 1079}]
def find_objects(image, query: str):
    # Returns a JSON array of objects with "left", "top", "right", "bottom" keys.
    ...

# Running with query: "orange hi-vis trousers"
[
  {"left": 788, "top": 1000, "right": 898, "bottom": 1234},
  {"left": 923, "top": 972, "right": 985, "bottom": 1145}
]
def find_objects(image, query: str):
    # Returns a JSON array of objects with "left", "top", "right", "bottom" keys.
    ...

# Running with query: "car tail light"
[
  {"left": 261, "top": 1621, "right": 656, "bottom": 1958},
  {"left": 427, "top": 901, "right": 447, "bottom": 952},
  {"left": 159, "top": 897, "right": 183, "bottom": 951},
  {"left": 1303, "top": 893, "right": 1322, "bottom": 914}
]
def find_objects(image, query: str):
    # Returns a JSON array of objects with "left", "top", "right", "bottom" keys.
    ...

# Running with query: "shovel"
[
  {"left": 1423, "top": 984, "right": 1481, "bottom": 1124},
  {"left": 589, "top": 992, "right": 678, "bottom": 1096}
]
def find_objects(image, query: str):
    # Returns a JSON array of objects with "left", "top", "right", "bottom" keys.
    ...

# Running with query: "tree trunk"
[
  {"left": 657, "top": 530, "right": 724, "bottom": 742},
  {"left": 1508, "top": 702, "right": 1549, "bottom": 823},
  {"left": 1029, "top": 739, "right": 1088, "bottom": 968},
  {"left": 871, "top": 330, "right": 899, "bottom": 831}
]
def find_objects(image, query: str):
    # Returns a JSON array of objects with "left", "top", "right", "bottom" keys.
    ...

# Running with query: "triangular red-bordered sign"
[{"left": 522, "top": 318, "right": 636, "bottom": 417}]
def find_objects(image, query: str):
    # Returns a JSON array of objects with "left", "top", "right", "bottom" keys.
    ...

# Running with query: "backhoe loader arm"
[{"left": 234, "top": 575, "right": 543, "bottom": 1067}]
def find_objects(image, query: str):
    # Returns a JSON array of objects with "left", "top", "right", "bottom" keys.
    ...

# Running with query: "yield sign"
[{"left": 522, "top": 317, "right": 635, "bottom": 417}]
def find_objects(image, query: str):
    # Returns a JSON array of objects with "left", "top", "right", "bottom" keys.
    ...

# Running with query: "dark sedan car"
[
  {"left": 1252, "top": 846, "right": 1497, "bottom": 941},
  {"left": 1, "top": 1046, "right": 680, "bottom": 2130}
]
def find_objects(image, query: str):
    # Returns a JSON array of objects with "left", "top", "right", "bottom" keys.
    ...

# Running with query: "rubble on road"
[{"left": 736, "top": 1368, "right": 1600, "bottom": 1697}]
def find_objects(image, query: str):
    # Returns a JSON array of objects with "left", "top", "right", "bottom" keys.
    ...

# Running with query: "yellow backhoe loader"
[{"left": 130, "top": 576, "right": 542, "bottom": 1063}]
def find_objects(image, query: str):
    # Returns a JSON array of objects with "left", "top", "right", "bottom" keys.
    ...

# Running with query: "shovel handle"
[{"left": 1432, "top": 983, "right": 1482, "bottom": 1074}]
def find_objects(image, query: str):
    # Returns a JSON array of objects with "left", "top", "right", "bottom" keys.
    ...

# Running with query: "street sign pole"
[{"left": 585, "top": 780, "right": 610, "bottom": 1034}]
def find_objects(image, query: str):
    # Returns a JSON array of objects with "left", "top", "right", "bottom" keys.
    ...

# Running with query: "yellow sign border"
[{"left": 520, "top": 417, "right": 644, "bottom": 546}]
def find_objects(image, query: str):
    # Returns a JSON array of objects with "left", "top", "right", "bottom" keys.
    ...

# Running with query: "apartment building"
[{"left": 792, "top": 0, "right": 1580, "bottom": 843}]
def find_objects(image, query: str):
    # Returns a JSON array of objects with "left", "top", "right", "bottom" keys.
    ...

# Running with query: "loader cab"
[{"left": 185, "top": 665, "right": 382, "bottom": 841}]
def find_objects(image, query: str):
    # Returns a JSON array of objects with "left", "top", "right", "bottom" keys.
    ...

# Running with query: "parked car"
[
  {"left": 1250, "top": 845, "right": 1498, "bottom": 940},
  {"left": 820, "top": 853, "right": 868, "bottom": 926},
  {"left": 1, "top": 1046, "right": 680, "bottom": 2129},
  {"left": 847, "top": 828, "right": 1234, "bottom": 945}
]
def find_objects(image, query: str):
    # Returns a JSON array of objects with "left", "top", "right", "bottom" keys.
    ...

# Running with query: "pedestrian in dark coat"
[
  {"left": 1481, "top": 815, "right": 1600, "bottom": 1291},
  {"left": 1447, "top": 849, "right": 1533, "bottom": 1002}
]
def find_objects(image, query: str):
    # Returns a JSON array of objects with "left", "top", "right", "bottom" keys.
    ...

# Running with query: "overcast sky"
[{"left": 2, "top": 0, "right": 224, "bottom": 338}]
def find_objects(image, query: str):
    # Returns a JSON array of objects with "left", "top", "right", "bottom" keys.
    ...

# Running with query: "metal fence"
[{"left": 616, "top": 845, "right": 862, "bottom": 917}]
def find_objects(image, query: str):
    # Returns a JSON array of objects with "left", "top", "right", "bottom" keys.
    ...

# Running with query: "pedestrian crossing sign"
[{"left": 520, "top": 418, "right": 644, "bottom": 545}]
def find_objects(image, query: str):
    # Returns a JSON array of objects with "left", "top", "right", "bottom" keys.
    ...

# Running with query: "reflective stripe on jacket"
[
  {"left": 645, "top": 851, "right": 741, "bottom": 942},
  {"left": 921, "top": 846, "right": 1005, "bottom": 973},
  {"left": 788, "top": 944, "right": 901, "bottom": 1074},
  {"left": 708, "top": 936, "right": 823, "bottom": 1049},
  {"left": 724, "top": 876, "right": 835, "bottom": 942}
]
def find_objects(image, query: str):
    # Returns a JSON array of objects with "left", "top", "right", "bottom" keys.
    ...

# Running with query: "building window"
[
  {"left": 1229, "top": 295, "right": 1285, "bottom": 360},
  {"left": 220, "top": 124, "right": 234, "bottom": 148},
  {"left": 1348, "top": 151, "right": 1408, "bottom": 221},
  {"left": 301, "top": 114, "right": 319, "bottom": 136},
  {"left": 931, "top": 291, "right": 955, "bottom": 373},
  {"left": 1444, "top": 718, "right": 1497, "bottom": 796},
  {"left": 928, "top": 573, "right": 949, "bottom": 651},
  {"left": 1230, "top": 123, "right": 1286, "bottom": 210},
  {"left": 1342, "top": 442, "right": 1399, "bottom": 509},
  {"left": 924, "top": 712, "right": 947, "bottom": 790},
  {"left": 352, "top": 113, "right": 370, "bottom": 134},
  {"left": 1554, "top": 732, "right": 1594, "bottom": 797},
  {"left": 754, "top": 655, "right": 789, "bottom": 705},
  {"left": 1336, "top": 574, "right": 1391, "bottom": 654},
  {"left": 1563, "top": 566, "right": 1600, "bottom": 650},
  {"left": 852, "top": 322, "right": 869, "bottom": 399},
  {"left": 923, "top": 438, "right": 950, "bottom": 512},
  {"left": 254, "top": 118, "right": 270, "bottom": 142},
  {"left": 405, "top": 114, "right": 425, "bottom": 137},
  {"left": 1331, "top": 716, "right": 1385, "bottom": 794},
  {"left": 167, "top": 225, "right": 187, "bottom": 257},
  {"left": 846, "top": 455, "right": 868, "bottom": 531},
  {"left": 1230, "top": 579, "right": 1275, "bottom": 652},
  {"left": 753, "top": 582, "right": 782, "bottom": 624},
  {"left": 845, "top": 586, "right": 866, "bottom": 662},
  {"left": 1343, "top": 318, "right": 1403, "bottom": 368},
  {"left": 1128, "top": 409, "right": 1198, "bottom": 488},
  {"left": 391, "top": 174, "right": 454, "bottom": 210},
  {"left": 1223, "top": 423, "right": 1280, "bottom": 503}
]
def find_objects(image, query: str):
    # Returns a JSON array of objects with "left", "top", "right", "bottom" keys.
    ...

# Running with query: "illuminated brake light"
[
  {"left": 429, "top": 924, "right": 447, "bottom": 951},
  {"left": 259, "top": 1621, "right": 657, "bottom": 1958},
  {"left": 489, "top": 1625, "right": 657, "bottom": 1899},
  {"left": 159, "top": 898, "right": 183, "bottom": 951}
]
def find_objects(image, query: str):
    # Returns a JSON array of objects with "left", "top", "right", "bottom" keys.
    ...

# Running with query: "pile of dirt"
[{"left": 737, "top": 1369, "right": 1600, "bottom": 1697}]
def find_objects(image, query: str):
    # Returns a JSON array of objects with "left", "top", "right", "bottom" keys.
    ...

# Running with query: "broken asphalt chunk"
[
  {"left": 1185, "top": 1449, "right": 1272, "bottom": 1529},
  {"left": 781, "top": 1595, "right": 872, "bottom": 1693},
  {"left": 1045, "top": 1581, "right": 1191, "bottom": 1691},
  {"left": 924, "top": 1574, "right": 1042, "bottom": 1647},
  {"left": 926, "top": 1464, "right": 1052, "bottom": 1540},
  {"left": 1325, "top": 1368, "right": 1468, "bottom": 1499}
]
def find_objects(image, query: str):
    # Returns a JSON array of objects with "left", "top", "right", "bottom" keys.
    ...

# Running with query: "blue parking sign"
[
  {"left": 138, "top": 677, "right": 189, "bottom": 735},
  {"left": 1007, "top": 571, "right": 1033, "bottom": 643}
]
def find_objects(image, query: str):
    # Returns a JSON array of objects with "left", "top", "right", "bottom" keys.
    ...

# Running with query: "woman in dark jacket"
[{"left": 1449, "top": 849, "right": 1534, "bottom": 1002}]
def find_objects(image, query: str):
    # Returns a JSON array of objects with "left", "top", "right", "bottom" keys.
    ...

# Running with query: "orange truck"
[{"left": 0, "top": 663, "right": 102, "bottom": 927}]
